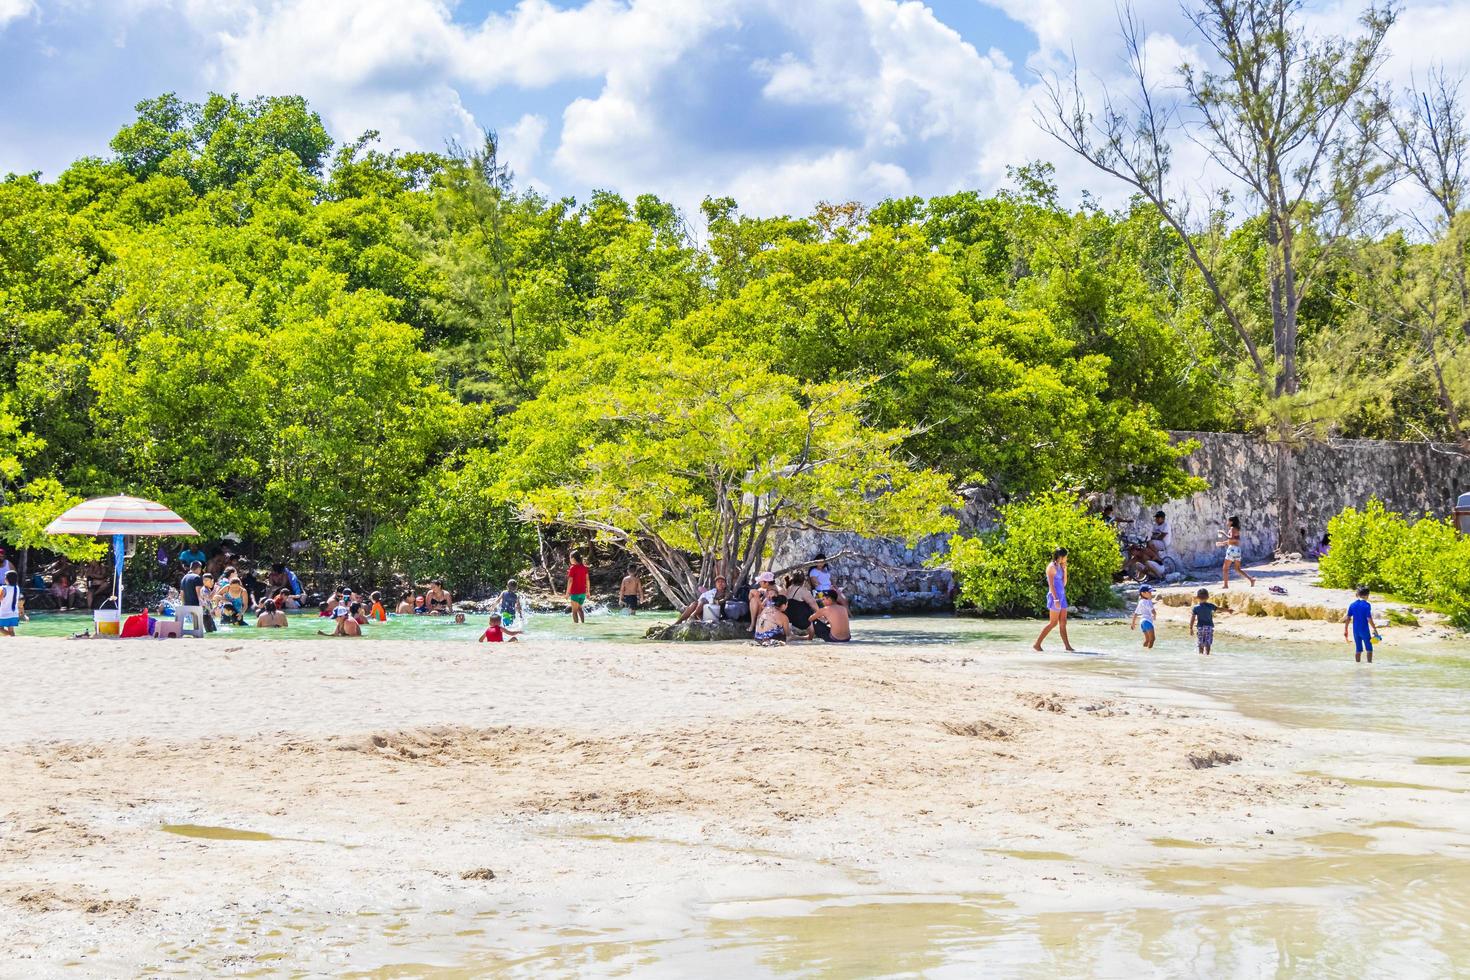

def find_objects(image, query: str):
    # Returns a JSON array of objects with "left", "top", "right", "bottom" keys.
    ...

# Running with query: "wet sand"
[{"left": 0, "top": 627, "right": 1381, "bottom": 976}]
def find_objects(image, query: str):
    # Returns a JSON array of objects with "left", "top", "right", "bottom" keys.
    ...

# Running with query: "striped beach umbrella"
[
  {"left": 46, "top": 496, "right": 198, "bottom": 617},
  {"left": 45, "top": 495, "right": 198, "bottom": 537}
]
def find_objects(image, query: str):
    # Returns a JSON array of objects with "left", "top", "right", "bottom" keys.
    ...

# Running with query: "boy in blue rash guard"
[{"left": 1345, "top": 586, "right": 1381, "bottom": 663}]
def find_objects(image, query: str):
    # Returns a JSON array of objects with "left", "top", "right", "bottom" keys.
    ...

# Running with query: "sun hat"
[{"left": 758, "top": 571, "right": 775, "bottom": 582}]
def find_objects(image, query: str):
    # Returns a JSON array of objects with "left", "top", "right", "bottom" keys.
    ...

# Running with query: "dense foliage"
[
  {"left": 4, "top": 76, "right": 1467, "bottom": 592},
  {"left": 944, "top": 494, "right": 1122, "bottom": 617},
  {"left": 1320, "top": 500, "right": 1470, "bottom": 627},
  {"left": 491, "top": 330, "right": 957, "bottom": 604}
]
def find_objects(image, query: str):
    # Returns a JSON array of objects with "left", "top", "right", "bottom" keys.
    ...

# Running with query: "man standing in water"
[
  {"left": 619, "top": 569, "right": 644, "bottom": 615},
  {"left": 566, "top": 551, "right": 590, "bottom": 624},
  {"left": 1033, "top": 548, "right": 1074, "bottom": 652}
]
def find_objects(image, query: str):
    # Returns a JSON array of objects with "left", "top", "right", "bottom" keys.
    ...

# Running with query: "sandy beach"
[{"left": 9, "top": 618, "right": 1452, "bottom": 976}]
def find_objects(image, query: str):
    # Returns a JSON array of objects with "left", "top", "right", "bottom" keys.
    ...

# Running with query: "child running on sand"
[
  {"left": 1189, "top": 588, "right": 1216, "bottom": 655},
  {"left": 1130, "top": 584, "right": 1156, "bottom": 648},
  {"left": 1345, "top": 586, "right": 1381, "bottom": 664},
  {"left": 1218, "top": 516, "right": 1256, "bottom": 588}
]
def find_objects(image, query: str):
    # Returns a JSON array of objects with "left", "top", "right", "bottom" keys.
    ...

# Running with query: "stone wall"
[
  {"left": 775, "top": 432, "right": 1470, "bottom": 610},
  {"left": 1115, "top": 432, "right": 1470, "bottom": 571}
]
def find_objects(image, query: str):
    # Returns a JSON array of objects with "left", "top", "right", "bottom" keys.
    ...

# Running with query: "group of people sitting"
[
  {"left": 1101, "top": 506, "right": 1177, "bottom": 583},
  {"left": 672, "top": 554, "right": 852, "bottom": 644},
  {"left": 170, "top": 556, "right": 459, "bottom": 635}
]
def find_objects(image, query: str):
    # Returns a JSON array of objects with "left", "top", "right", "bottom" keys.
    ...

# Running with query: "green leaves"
[
  {"left": 493, "top": 330, "right": 958, "bottom": 603},
  {"left": 1320, "top": 498, "right": 1470, "bottom": 628},
  {"left": 944, "top": 493, "right": 1121, "bottom": 617}
]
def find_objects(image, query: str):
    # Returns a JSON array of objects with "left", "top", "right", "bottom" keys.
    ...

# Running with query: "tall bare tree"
[{"left": 1039, "top": 0, "right": 1397, "bottom": 551}]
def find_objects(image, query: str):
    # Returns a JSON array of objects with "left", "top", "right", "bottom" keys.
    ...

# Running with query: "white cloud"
[
  {"left": 15, "top": 0, "right": 1470, "bottom": 222},
  {"left": 0, "top": 0, "right": 36, "bottom": 28},
  {"left": 499, "top": 112, "right": 547, "bottom": 172}
]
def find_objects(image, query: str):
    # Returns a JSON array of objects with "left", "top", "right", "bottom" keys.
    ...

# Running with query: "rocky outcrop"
[{"left": 643, "top": 621, "right": 751, "bottom": 642}]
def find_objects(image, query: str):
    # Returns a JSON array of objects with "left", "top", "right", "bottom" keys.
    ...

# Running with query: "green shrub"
[
  {"left": 1319, "top": 499, "right": 1405, "bottom": 592},
  {"left": 1381, "top": 515, "right": 1459, "bottom": 604},
  {"left": 1426, "top": 537, "right": 1470, "bottom": 629},
  {"left": 1319, "top": 497, "right": 1470, "bottom": 629},
  {"left": 943, "top": 493, "right": 1120, "bottom": 616}
]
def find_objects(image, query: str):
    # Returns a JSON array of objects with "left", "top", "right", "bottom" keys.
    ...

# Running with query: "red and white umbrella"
[
  {"left": 45, "top": 495, "right": 198, "bottom": 537},
  {"left": 46, "top": 496, "right": 198, "bottom": 617}
]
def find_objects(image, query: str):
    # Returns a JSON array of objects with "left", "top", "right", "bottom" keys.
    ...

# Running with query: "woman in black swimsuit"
[
  {"left": 783, "top": 573, "right": 817, "bottom": 639},
  {"left": 425, "top": 581, "right": 452, "bottom": 614}
]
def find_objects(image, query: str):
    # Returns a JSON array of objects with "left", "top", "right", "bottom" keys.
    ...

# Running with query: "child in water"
[
  {"left": 1345, "top": 586, "right": 1381, "bottom": 664},
  {"left": 1130, "top": 585, "right": 1157, "bottom": 648},
  {"left": 1189, "top": 588, "right": 1216, "bottom": 655},
  {"left": 496, "top": 579, "right": 525, "bottom": 633},
  {"left": 368, "top": 591, "right": 387, "bottom": 622},
  {"left": 479, "top": 613, "right": 517, "bottom": 643}
]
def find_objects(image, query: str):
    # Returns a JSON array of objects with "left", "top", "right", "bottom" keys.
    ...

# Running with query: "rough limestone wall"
[
  {"left": 1118, "top": 433, "right": 1470, "bottom": 570},
  {"left": 775, "top": 433, "right": 1470, "bottom": 611},
  {"left": 768, "top": 492, "right": 998, "bottom": 614}
]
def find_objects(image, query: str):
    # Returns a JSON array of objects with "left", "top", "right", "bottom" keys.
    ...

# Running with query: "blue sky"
[{"left": 2, "top": 1, "right": 1467, "bottom": 216}]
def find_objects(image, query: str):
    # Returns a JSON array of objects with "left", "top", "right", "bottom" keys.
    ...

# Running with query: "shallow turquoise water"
[{"left": 17, "top": 605, "right": 657, "bottom": 643}]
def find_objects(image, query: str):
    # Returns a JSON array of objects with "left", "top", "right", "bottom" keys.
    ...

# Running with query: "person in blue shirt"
[
  {"left": 1344, "top": 586, "right": 1380, "bottom": 664},
  {"left": 178, "top": 545, "right": 208, "bottom": 568}
]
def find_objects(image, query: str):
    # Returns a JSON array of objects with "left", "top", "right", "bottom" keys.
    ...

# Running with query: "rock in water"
[{"left": 643, "top": 621, "right": 750, "bottom": 642}]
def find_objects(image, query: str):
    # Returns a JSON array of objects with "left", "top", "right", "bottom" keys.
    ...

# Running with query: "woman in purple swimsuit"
[{"left": 1033, "top": 548, "right": 1076, "bottom": 652}]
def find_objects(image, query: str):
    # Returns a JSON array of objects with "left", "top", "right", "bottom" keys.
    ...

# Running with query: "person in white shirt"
[
  {"left": 675, "top": 576, "right": 733, "bottom": 624},
  {"left": 809, "top": 554, "right": 834, "bottom": 595},
  {"left": 1129, "top": 584, "right": 1157, "bottom": 648},
  {"left": 0, "top": 570, "right": 25, "bottom": 635}
]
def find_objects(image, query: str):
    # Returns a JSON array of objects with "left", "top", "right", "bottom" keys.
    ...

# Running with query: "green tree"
[
  {"left": 492, "top": 330, "right": 958, "bottom": 605},
  {"left": 1041, "top": 0, "right": 1397, "bottom": 549}
]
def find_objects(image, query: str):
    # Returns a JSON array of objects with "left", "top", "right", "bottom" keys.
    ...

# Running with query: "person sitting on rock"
[{"left": 675, "top": 576, "right": 735, "bottom": 624}]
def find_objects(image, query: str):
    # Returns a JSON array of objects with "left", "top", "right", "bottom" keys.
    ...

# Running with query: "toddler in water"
[
  {"left": 1130, "top": 585, "right": 1157, "bottom": 648},
  {"left": 479, "top": 613, "right": 517, "bottom": 643},
  {"left": 1189, "top": 588, "right": 1216, "bottom": 655}
]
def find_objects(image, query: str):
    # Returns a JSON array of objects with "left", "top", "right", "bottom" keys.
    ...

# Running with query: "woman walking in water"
[
  {"left": 1033, "top": 548, "right": 1075, "bottom": 652},
  {"left": 1219, "top": 515, "right": 1256, "bottom": 588}
]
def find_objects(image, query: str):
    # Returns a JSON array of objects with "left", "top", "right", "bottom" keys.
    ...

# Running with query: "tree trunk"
[{"left": 1274, "top": 436, "right": 1299, "bottom": 557}]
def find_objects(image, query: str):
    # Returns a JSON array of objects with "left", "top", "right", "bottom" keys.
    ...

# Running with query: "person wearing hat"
[{"left": 1130, "top": 585, "right": 1158, "bottom": 648}]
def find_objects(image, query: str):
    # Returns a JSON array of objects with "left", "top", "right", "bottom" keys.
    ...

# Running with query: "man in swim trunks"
[
  {"left": 619, "top": 570, "right": 644, "bottom": 614},
  {"left": 810, "top": 592, "right": 852, "bottom": 642},
  {"left": 566, "top": 552, "right": 589, "bottom": 624}
]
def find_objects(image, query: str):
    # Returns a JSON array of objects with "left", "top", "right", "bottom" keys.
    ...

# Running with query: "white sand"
[{"left": 0, "top": 632, "right": 1387, "bottom": 974}]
